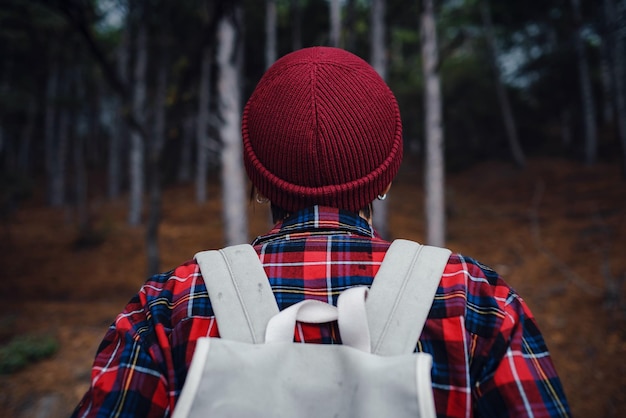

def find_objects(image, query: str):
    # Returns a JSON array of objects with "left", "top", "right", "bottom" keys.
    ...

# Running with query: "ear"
[{"left": 381, "top": 182, "right": 392, "bottom": 195}]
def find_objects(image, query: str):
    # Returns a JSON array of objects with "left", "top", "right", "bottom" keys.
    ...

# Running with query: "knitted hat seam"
[{"left": 242, "top": 46, "right": 403, "bottom": 213}]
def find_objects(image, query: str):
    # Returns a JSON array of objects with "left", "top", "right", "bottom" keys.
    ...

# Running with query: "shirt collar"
[{"left": 252, "top": 206, "right": 376, "bottom": 245}]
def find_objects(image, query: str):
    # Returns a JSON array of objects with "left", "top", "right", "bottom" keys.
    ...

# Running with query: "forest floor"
[{"left": 0, "top": 156, "right": 625, "bottom": 417}]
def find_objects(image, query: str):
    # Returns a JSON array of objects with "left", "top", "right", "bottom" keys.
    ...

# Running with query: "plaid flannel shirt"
[{"left": 72, "top": 206, "right": 571, "bottom": 418}]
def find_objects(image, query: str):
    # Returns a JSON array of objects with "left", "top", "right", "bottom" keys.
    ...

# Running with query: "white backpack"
[{"left": 173, "top": 239, "right": 451, "bottom": 418}]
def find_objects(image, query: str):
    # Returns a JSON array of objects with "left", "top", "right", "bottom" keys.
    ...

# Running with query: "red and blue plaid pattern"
[{"left": 72, "top": 206, "right": 571, "bottom": 417}]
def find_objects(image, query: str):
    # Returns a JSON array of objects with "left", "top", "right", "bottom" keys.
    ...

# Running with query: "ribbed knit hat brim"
[{"left": 242, "top": 47, "right": 403, "bottom": 213}]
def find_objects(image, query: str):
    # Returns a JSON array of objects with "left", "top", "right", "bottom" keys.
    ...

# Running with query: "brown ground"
[{"left": 1, "top": 156, "right": 625, "bottom": 417}]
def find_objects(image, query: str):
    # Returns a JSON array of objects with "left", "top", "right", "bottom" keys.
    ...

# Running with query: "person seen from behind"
[{"left": 72, "top": 46, "right": 571, "bottom": 417}]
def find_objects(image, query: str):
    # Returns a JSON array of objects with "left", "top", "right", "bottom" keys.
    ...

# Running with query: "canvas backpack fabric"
[{"left": 173, "top": 239, "right": 451, "bottom": 418}]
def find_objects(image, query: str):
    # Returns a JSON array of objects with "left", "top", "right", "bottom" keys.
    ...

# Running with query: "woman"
[{"left": 72, "top": 46, "right": 571, "bottom": 417}]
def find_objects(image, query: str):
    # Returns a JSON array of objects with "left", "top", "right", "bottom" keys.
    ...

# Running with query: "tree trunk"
[
  {"left": 108, "top": 21, "right": 130, "bottom": 199},
  {"left": 146, "top": 47, "right": 169, "bottom": 276},
  {"left": 607, "top": 0, "right": 626, "bottom": 175},
  {"left": 265, "top": 0, "right": 277, "bottom": 69},
  {"left": 291, "top": 0, "right": 302, "bottom": 51},
  {"left": 108, "top": 100, "right": 123, "bottom": 199},
  {"left": 329, "top": 0, "right": 341, "bottom": 47},
  {"left": 50, "top": 68, "right": 71, "bottom": 208},
  {"left": 561, "top": 108, "right": 573, "bottom": 148},
  {"left": 370, "top": 0, "right": 387, "bottom": 80},
  {"left": 0, "top": 128, "right": 5, "bottom": 172},
  {"left": 73, "top": 107, "right": 88, "bottom": 231},
  {"left": 195, "top": 45, "right": 212, "bottom": 204},
  {"left": 44, "top": 59, "right": 59, "bottom": 205},
  {"left": 0, "top": 60, "right": 9, "bottom": 171},
  {"left": 480, "top": 0, "right": 526, "bottom": 169},
  {"left": 370, "top": 0, "right": 390, "bottom": 239},
  {"left": 217, "top": 7, "right": 249, "bottom": 245},
  {"left": 571, "top": 0, "right": 598, "bottom": 165},
  {"left": 344, "top": 0, "right": 357, "bottom": 51},
  {"left": 128, "top": 22, "right": 148, "bottom": 225},
  {"left": 421, "top": 0, "right": 446, "bottom": 247},
  {"left": 600, "top": 35, "right": 614, "bottom": 125},
  {"left": 178, "top": 114, "right": 194, "bottom": 182},
  {"left": 70, "top": 64, "right": 91, "bottom": 230},
  {"left": 18, "top": 99, "right": 36, "bottom": 172}
]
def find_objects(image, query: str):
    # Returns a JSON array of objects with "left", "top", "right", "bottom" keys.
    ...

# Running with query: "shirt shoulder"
[
  {"left": 434, "top": 253, "right": 518, "bottom": 337},
  {"left": 131, "top": 259, "right": 212, "bottom": 332}
]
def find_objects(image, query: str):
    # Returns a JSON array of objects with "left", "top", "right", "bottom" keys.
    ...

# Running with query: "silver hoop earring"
[
  {"left": 255, "top": 194, "right": 269, "bottom": 204},
  {"left": 377, "top": 193, "right": 387, "bottom": 201}
]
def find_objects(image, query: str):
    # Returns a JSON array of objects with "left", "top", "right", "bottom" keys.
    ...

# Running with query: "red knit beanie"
[{"left": 242, "top": 46, "right": 403, "bottom": 213}]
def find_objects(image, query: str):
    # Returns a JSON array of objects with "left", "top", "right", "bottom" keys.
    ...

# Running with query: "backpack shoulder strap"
[
  {"left": 366, "top": 239, "right": 451, "bottom": 356},
  {"left": 194, "top": 244, "right": 278, "bottom": 343}
]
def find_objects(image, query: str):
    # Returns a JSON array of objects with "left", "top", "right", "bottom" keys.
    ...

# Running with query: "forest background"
[{"left": 0, "top": 0, "right": 625, "bottom": 417}]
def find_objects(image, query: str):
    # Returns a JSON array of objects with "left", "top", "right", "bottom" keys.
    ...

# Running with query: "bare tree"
[
  {"left": 146, "top": 42, "right": 169, "bottom": 276},
  {"left": 291, "top": 0, "right": 302, "bottom": 51},
  {"left": 605, "top": 0, "right": 626, "bottom": 175},
  {"left": 73, "top": 123, "right": 88, "bottom": 231},
  {"left": 108, "top": 19, "right": 130, "bottom": 199},
  {"left": 570, "top": 0, "right": 598, "bottom": 165},
  {"left": 128, "top": 19, "right": 148, "bottom": 225},
  {"left": 44, "top": 58, "right": 60, "bottom": 206},
  {"left": 73, "top": 66, "right": 90, "bottom": 232},
  {"left": 371, "top": 0, "right": 390, "bottom": 239},
  {"left": 178, "top": 114, "right": 194, "bottom": 182},
  {"left": 0, "top": 63, "right": 6, "bottom": 168},
  {"left": 195, "top": 44, "right": 213, "bottom": 204},
  {"left": 344, "top": 0, "right": 357, "bottom": 51},
  {"left": 41, "top": 0, "right": 151, "bottom": 191},
  {"left": 50, "top": 67, "right": 71, "bottom": 208},
  {"left": 266, "top": 0, "right": 277, "bottom": 69},
  {"left": 421, "top": 0, "right": 446, "bottom": 247},
  {"left": 561, "top": 108, "right": 573, "bottom": 148},
  {"left": 217, "top": 7, "right": 248, "bottom": 245},
  {"left": 480, "top": 0, "right": 526, "bottom": 169},
  {"left": 616, "top": 1, "right": 626, "bottom": 177},
  {"left": 18, "top": 99, "right": 36, "bottom": 173},
  {"left": 329, "top": 0, "right": 341, "bottom": 47},
  {"left": 370, "top": 0, "right": 387, "bottom": 113},
  {"left": 599, "top": 34, "right": 615, "bottom": 125}
]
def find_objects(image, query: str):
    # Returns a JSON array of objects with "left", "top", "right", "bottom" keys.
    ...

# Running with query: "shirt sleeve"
[
  {"left": 70, "top": 299, "right": 172, "bottom": 418},
  {"left": 474, "top": 289, "right": 571, "bottom": 417}
]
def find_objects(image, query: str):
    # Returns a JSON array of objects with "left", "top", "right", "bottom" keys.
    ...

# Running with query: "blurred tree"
[
  {"left": 44, "top": 56, "right": 61, "bottom": 206},
  {"left": 421, "top": 0, "right": 446, "bottom": 247},
  {"left": 266, "top": 0, "right": 277, "bottom": 68},
  {"left": 195, "top": 44, "right": 213, "bottom": 204},
  {"left": 72, "top": 65, "right": 89, "bottom": 233},
  {"left": 480, "top": 0, "right": 526, "bottom": 168},
  {"left": 371, "top": 0, "right": 391, "bottom": 239},
  {"left": 599, "top": 9, "right": 615, "bottom": 126},
  {"left": 217, "top": 3, "right": 249, "bottom": 245},
  {"left": 571, "top": 0, "right": 598, "bottom": 165},
  {"left": 1, "top": 0, "right": 625, "bottom": 265},
  {"left": 178, "top": 115, "right": 195, "bottom": 183},
  {"left": 291, "top": 0, "right": 302, "bottom": 50},
  {"left": 604, "top": 0, "right": 626, "bottom": 174},
  {"left": 127, "top": 3, "right": 147, "bottom": 226},
  {"left": 344, "top": 0, "right": 357, "bottom": 51},
  {"left": 146, "top": 17, "right": 170, "bottom": 276},
  {"left": 330, "top": 0, "right": 341, "bottom": 47},
  {"left": 50, "top": 63, "right": 71, "bottom": 208},
  {"left": 108, "top": 12, "right": 129, "bottom": 200}
]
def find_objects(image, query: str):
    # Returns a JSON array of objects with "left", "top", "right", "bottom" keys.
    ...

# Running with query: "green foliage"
[{"left": 0, "top": 334, "right": 59, "bottom": 375}]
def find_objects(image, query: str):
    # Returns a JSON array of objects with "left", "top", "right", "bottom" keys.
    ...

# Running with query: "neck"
[{"left": 358, "top": 209, "right": 373, "bottom": 225}]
